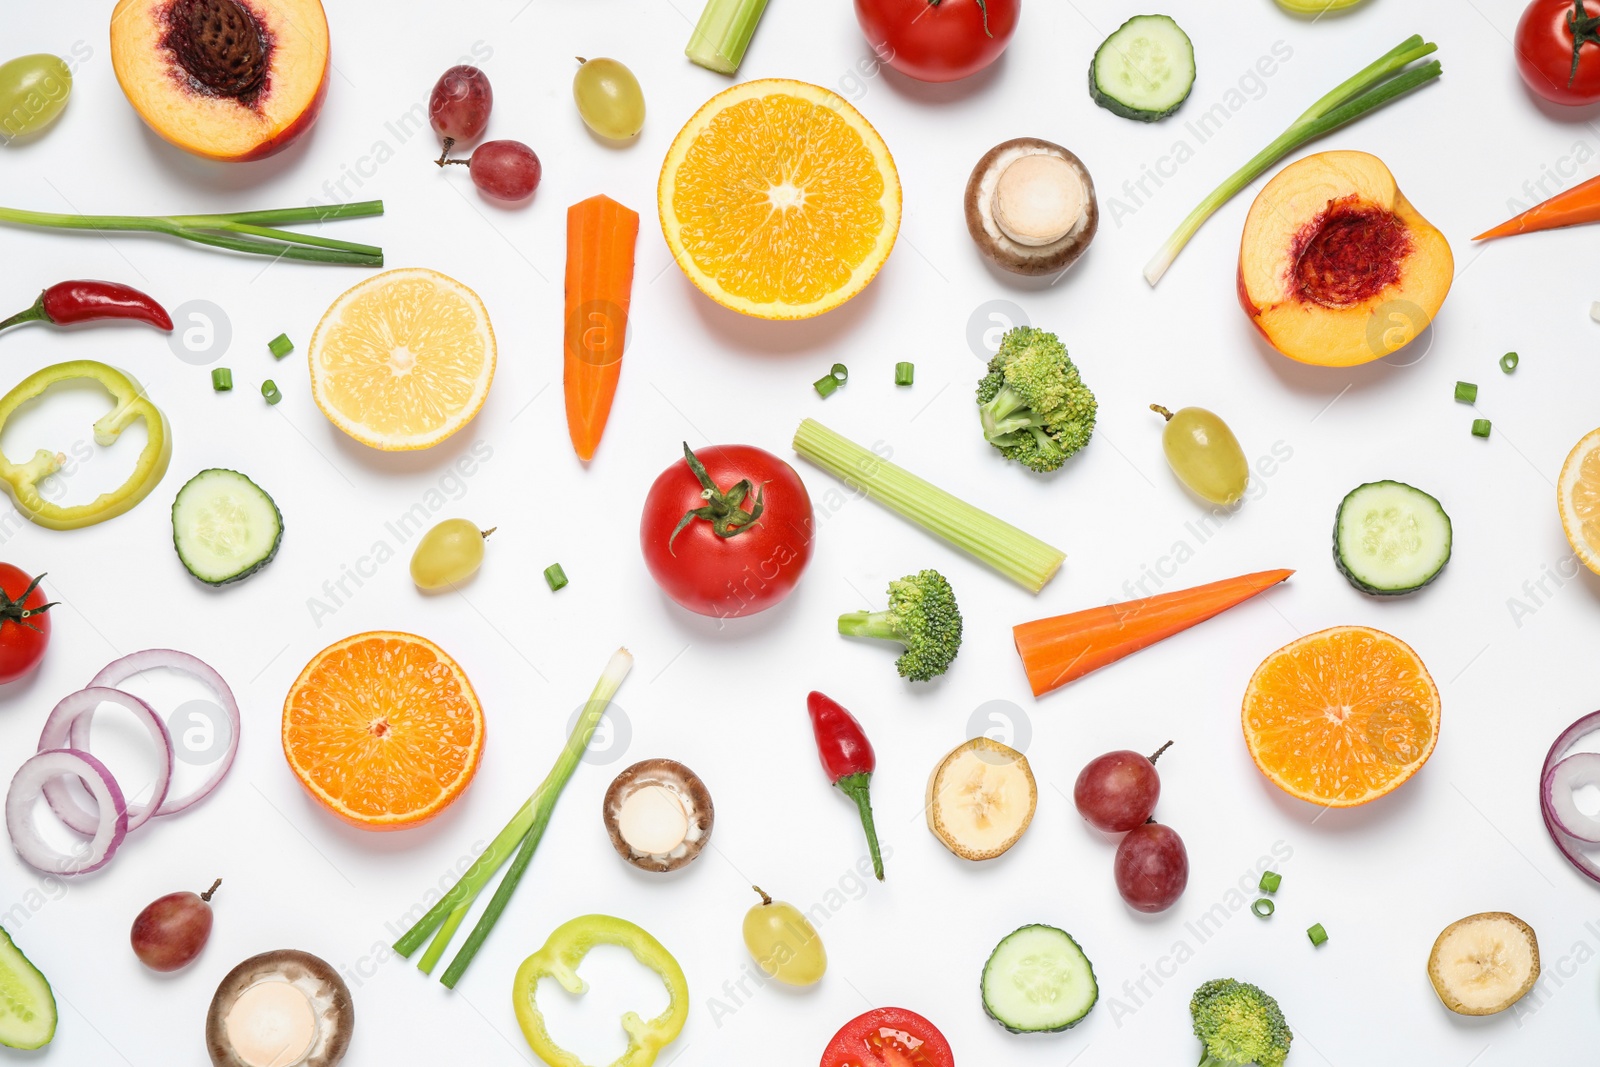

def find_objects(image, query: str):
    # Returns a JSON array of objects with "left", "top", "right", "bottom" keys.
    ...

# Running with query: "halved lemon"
[
  {"left": 659, "top": 78, "right": 901, "bottom": 320},
  {"left": 1559, "top": 427, "right": 1600, "bottom": 576},
  {"left": 308, "top": 268, "right": 495, "bottom": 450}
]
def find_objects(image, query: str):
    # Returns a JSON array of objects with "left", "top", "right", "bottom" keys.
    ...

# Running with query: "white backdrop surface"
[{"left": 1, "top": 0, "right": 1598, "bottom": 1064}]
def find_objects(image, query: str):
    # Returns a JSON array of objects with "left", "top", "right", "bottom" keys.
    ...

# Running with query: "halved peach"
[
  {"left": 1237, "top": 151, "right": 1452, "bottom": 367},
  {"left": 110, "top": 0, "right": 329, "bottom": 162}
]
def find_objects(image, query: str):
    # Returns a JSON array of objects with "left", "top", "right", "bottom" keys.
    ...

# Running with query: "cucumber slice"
[
  {"left": 0, "top": 926, "right": 56, "bottom": 1050},
  {"left": 172, "top": 469, "right": 283, "bottom": 586},
  {"left": 981, "top": 924, "right": 1098, "bottom": 1033},
  {"left": 1090, "top": 15, "right": 1196, "bottom": 122},
  {"left": 1334, "top": 480, "right": 1451, "bottom": 595}
]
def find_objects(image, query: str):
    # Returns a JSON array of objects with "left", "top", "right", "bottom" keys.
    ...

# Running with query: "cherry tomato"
[
  {"left": 0, "top": 565, "right": 54, "bottom": 684},
  {"left": 854, "top": 0, "right": 1019, "bottom": 83},
  {"left": 1516, "top": 0, "right": 1600, "bottom": 105},
  {"left": 640, "top": 443, "right": 814, "bottom": 619},
  {"left": 820, "top": 1007, "right": 955, "bottom": 1067}
]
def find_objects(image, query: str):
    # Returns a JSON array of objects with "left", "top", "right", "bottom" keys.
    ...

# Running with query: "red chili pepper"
[
  {"left": 0, "top": 281, "right": 174, "bottom": 334},
  {"left": 807, "top": 691, "right": 885, "bottom": 880}
]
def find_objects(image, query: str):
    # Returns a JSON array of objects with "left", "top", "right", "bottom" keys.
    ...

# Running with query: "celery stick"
[{"left": 686, "top": 0, "right": 770, "bottom": 74}]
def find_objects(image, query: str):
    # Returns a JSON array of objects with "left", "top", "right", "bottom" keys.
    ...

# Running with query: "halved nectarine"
[
  {"left": 110, "top": 0, "right": 329, "bottom": 162},
  {"left": 1237, "top": 151, "right": 1452, "bottom": 367}
]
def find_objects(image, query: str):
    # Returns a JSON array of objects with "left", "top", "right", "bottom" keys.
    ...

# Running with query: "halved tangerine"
[
  {"left": 1242, "top": 625, "right": 1439, "bottom": 807},
  {"left": 283, "top": 631, "right": 484, "bottom": 830}
]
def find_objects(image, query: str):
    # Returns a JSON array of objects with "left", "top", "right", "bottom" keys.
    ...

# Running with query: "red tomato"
[
  {"left": 820, "top": 1007, "right": 955, "bottom": 1067},
  {"left": 640, "top": 444, "right": 813, "bottom": 619},
  {"left": 854, "top": 0, "right": 1019, "bottom": 83},
  {"left": 0, "top": 565, "right": 54, "bottom": 684},
  {"left": 1516, "top": 0, "right": 1600, "bottom": 104}
]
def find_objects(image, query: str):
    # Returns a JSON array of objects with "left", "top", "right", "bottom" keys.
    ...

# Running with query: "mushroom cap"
[
  {"left": 965, "top": 138, "right": 1098, "bottom": 276},
  {"left": 206, "top": 949, "right": 353, "bottom": 1067},
  {"left": 602, "top": 758, "right": 714, "bottom": 873}
]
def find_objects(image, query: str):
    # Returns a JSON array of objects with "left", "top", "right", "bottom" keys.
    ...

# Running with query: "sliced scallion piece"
[
  {"left": 1454, "top": 381, "right": 1477, "bottom": 403},
  {"left": 1252, "top": 898, "right": 1275, "bottom": 918},
  {"left": 1307, "top": 922, "right": 1329, "bottom": 946},
  {"left": 1501, "top": 351, "right": 1519, "bottom": 373},
  {"left": 895, "top": 362, "right": 914, "bottom": 386},
  {"left": 261, "top": 380, "right": 281, "bottom": 405},
  {"left": 1472, "top": 418, "right": 1492, "bottom": 438},
  {"left": 544, "top": 564, "right": 568, "bottom": 591},
  {"left": 268, "top": 333, "right": 294, "bottom": 358},
  {"left": 1259, "top": 870, "right": 1281, "bottom": 893},
  {"left": 211, "top": 368, "right": 233, "bottom": 392}
]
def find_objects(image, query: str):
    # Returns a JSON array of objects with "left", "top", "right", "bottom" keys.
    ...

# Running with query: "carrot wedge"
[
  {"left": 564, "top": 194, "right": 640, "bottom": 461},
  {"left": 1013, "top": 568, "right": 1293, "bottom": 697},
  {"left": 1475, "top": 172, "right": 1600, "bottom": 240}
]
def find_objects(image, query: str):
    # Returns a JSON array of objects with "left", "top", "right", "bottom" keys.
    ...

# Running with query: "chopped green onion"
[
  {"left": 1501, "top": 351, "right": 1519, "bottom": 373},
  {"left": 831, "top": 363, "right": 848, "bottom": 382},
  {"left": 813, "top": 374, "right": 840, "bottom": 398},
  {"left": 1144, "top": 37, "right": 1441, "bottom": 285},
  {"left": 1307, "top": 922, "right": 1328, "bottom": 946},
  {"left": 211, "top": 368, "right": 233, "bottom": 392},
  {"left": 261, "top": 380, "right": 281, "bottom": 405},
  {"left": 895, "top": 362, "right": 914, "bottom": 386},
  {"left": 544, "top": 564, "right": 568, "bottom": 591},
  {"left": 1259, "top": 870, "right": 1282, "bottom": 893},
  {"left": 685, "top": 0, "right": 770, "bottom": 74},
  {"left": 793, "top": 418, "right": 1066, "bottom": 592},
  {"left": 1454, "top": 381, "right": 1477, "bottom": 403},
  {"left": 1252, "top": 898, "right": 1275, "bottom": 918},
  {"left": 1472, "top": 418, "right": 1492, "bottom": 438},
  {"left": 268, "top": 333, "right": 294, "bottom": 359}
]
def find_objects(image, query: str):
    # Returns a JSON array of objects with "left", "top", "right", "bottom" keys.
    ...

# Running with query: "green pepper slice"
[
  {"left": 0, "top": 360, "right": 171, "bottom": 530},
  {"left": 513, "top": 915, "right": 688, "bottom": 1067}
]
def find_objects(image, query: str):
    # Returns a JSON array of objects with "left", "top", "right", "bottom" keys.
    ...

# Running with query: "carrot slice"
[
  {"left": 1475, "top": 172, "right": 1600, "bottom": 240},
  {"left": 1013, "top": 569, "right": 1292, "bottom": 697},
  {"left": 564, "top": 194, "right": 640, "bottom": 460}
]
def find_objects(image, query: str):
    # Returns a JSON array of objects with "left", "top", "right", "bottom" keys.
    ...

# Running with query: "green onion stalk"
[
  {"left": 0, "top": 201, "right": 384, "bottom": 266},
  {"left": 1143, "top": 36, "right": 1441, "bottom": 286},
  {"left": 393, "top": 647, "right": 634, "bottom": 987}
]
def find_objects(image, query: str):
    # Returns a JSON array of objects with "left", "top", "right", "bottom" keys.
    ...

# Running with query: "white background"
[{"left": 1, "top": 0, "right": 1598, "bottom": 1064}]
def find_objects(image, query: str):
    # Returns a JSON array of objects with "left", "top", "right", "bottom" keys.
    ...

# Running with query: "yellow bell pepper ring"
[
  {"left": 0, "top": 360, "right": 171, "bottom": 530},
  {"left": 513, "top": 915, "right": 689, "bottom": 1067}
]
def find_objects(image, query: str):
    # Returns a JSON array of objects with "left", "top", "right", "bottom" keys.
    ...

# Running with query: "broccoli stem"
[
  {"left": 978, "top": 384, "right": 1044, "bottom": 441},
  {"left": 837, "top": 610, "right": 903, "bottom": 643}
]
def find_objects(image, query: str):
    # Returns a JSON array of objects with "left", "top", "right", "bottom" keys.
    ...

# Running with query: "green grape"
[
  {"left": 0, "top": 54, "right": 72, "bottom": 143},
  {"left": 742, "top": 888, "right": 825, "bottom": 986},
  {"left": 1152, "top": 404, "right": 1248, "bottom": 505},
  {"left": 573, "top": 58, "right": 645, "bottom": 141},
  {"left": 410, "top": 519, "right": 492, "bottom": 590}
]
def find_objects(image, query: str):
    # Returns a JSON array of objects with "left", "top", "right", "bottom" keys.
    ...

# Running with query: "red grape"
[
  {"left": 1113, "top": 823, "right": 1188, "bottom": 913},
  {"left": 467, "top": 140, "right": 542, "bottom": 201},
  {"left": 429, "top": 65, "right": 492, "bottom": 148},
  {"left": 1073, "top": 742, "right": 1170, "bottom": 832},
  {"left": 130, "top": 879, "right": 219, "bottom": 971}
]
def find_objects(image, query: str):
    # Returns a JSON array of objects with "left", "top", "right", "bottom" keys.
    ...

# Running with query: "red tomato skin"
[
  {"left": 640, "top": 445, "right": 814, "bottom": 619},
  {"left": 1517, "top": 0, "right": 1600, "bottom": 104},
  {"left": 820, "top": 1007, "right": 955, "bottom": 1067},
  {"left": 0, "top": 564, "right": 51, "bottom": 684},
  {"left": 854, "top": 0, "right": 1019, "bottom": 83}
]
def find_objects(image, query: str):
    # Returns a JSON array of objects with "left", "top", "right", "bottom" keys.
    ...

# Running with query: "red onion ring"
[
  {"left": 6, "top": 749, "right": 128, "bottom": 875},
  {"left": 89, "top": 649, "right": 240, "bottom": 817},
  {"left": 1540, "top": 709, "right": 1600, "bottom": 885},
  {"left": 36, "top": 687, "right": 172, "bottom": 835},
  {"left": 1544, "top": 752, "right": 1600, "bottom": 844}
]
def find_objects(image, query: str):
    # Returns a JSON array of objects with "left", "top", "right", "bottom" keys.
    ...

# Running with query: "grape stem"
[
  {"left": 199, "top": 878, "right": 222, "bottom": 902},
  {"left": 1151, "top": 405, "right": 1175, "bottom": 421},
  {"left": 1147, "top": 740, "right": 1174, "bottom": 764},
  {"left": 435, "top": 137, "right": 456, "bottom": 167},
  {"left": 752, "top": 886, "right": 772, "bottom": 906}
]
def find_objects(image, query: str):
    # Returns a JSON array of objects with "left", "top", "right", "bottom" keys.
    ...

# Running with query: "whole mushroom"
[
  {"left": 206, "top": 949, "right": 353, "bottom": 1067},
  {"left": 965, "top": 138, "right": 1098, "bottom": 276}
]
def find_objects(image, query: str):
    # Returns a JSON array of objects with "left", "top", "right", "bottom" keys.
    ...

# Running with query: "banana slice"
[
  {"left": 1427, "top": 912, "right": 1540, "bottom": 1015},
  {"left": 926, "top": 737, "right": 1037, "bottom": 861}
]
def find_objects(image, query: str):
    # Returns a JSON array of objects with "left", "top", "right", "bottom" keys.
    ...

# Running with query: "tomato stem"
[
  {"left": 0, "top": 572, "right": 55, "bottom": 634},
  {"left": 1567, "top": 0, "right": 1600, "bottom": 86},
  {"left": 667, "top": 442, "right": 765, "bottom": 553}
]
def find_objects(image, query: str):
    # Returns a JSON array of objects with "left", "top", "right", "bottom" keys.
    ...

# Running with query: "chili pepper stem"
[
  {"left": 0, "top": 298, "right": 48, "bottom": 333},
  {"left": 835, "top": 772, "right": 884, "bottom": 880}
]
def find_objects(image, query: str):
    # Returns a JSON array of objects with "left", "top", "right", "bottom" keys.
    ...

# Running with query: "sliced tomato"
[{"left": 820, "top": 1008, "right": 954, "bottom": 1067}]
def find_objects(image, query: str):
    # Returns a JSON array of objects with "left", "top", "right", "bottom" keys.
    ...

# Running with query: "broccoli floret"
[
  {"left": 1190, "top": 978, "right": 1292, "bottom": 1067},
  {"left": 976, "top": 325, "right": 1097, "bottom": 472},
  {"left": 837, "top": 570, "right": 962, "bottom": 681}
]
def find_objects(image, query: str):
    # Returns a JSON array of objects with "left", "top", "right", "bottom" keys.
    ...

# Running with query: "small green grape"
[
  {"left": 573, "top": 57, "right": 645, "bottom": 141},
  {"left": 1153, "top": 404, "right": 1249, "bottom": 505},
  {"left": 0, "top": 54, "right": 73, "bottom": 143},
  {"left": 742, "top": 888, "right": 826, "bottom": 986},
  {"left": 410, "top": 519, "right": 492, "bottom": 590}
]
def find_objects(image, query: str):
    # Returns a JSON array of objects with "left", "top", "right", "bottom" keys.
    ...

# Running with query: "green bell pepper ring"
[
  {"left": 513, "top": 915, "right": 688, "bottom": 1067},
  {"left": 0, "top": 360, "right": 171, "bottom": 530}
]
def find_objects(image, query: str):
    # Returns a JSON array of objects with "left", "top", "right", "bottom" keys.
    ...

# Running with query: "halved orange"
[
  {"left": 1559, "top": 427, "right": 1600, "bottom": 576},
  {"left": 308, "top": 267, "right": 495, "bottom": 450},
  {"left": 658, "top": 78, "right": 901, "bottom": 320},
  {"left": 283, "top": 632, "right": 485, "bottom": 830},
  {"left": 1242, "top": 626, "right": 1439, "bottom": 807}
]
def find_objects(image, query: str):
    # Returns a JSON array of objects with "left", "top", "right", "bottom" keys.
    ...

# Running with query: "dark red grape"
[
  {"left": 131, "top": 879, "right": 219, "bottom": 971},
  {"left": 429, "top": 65, "right": 492, "bottom": 147},
  {"left": 468, "top": 140, "right": 542, "bottom": 201},
  {"left": 1113, "top": 823, "right": 1188, "bottom": 913},
  {"left": 1073, "top": 742, "right": 1170, "bottom": 832}
]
